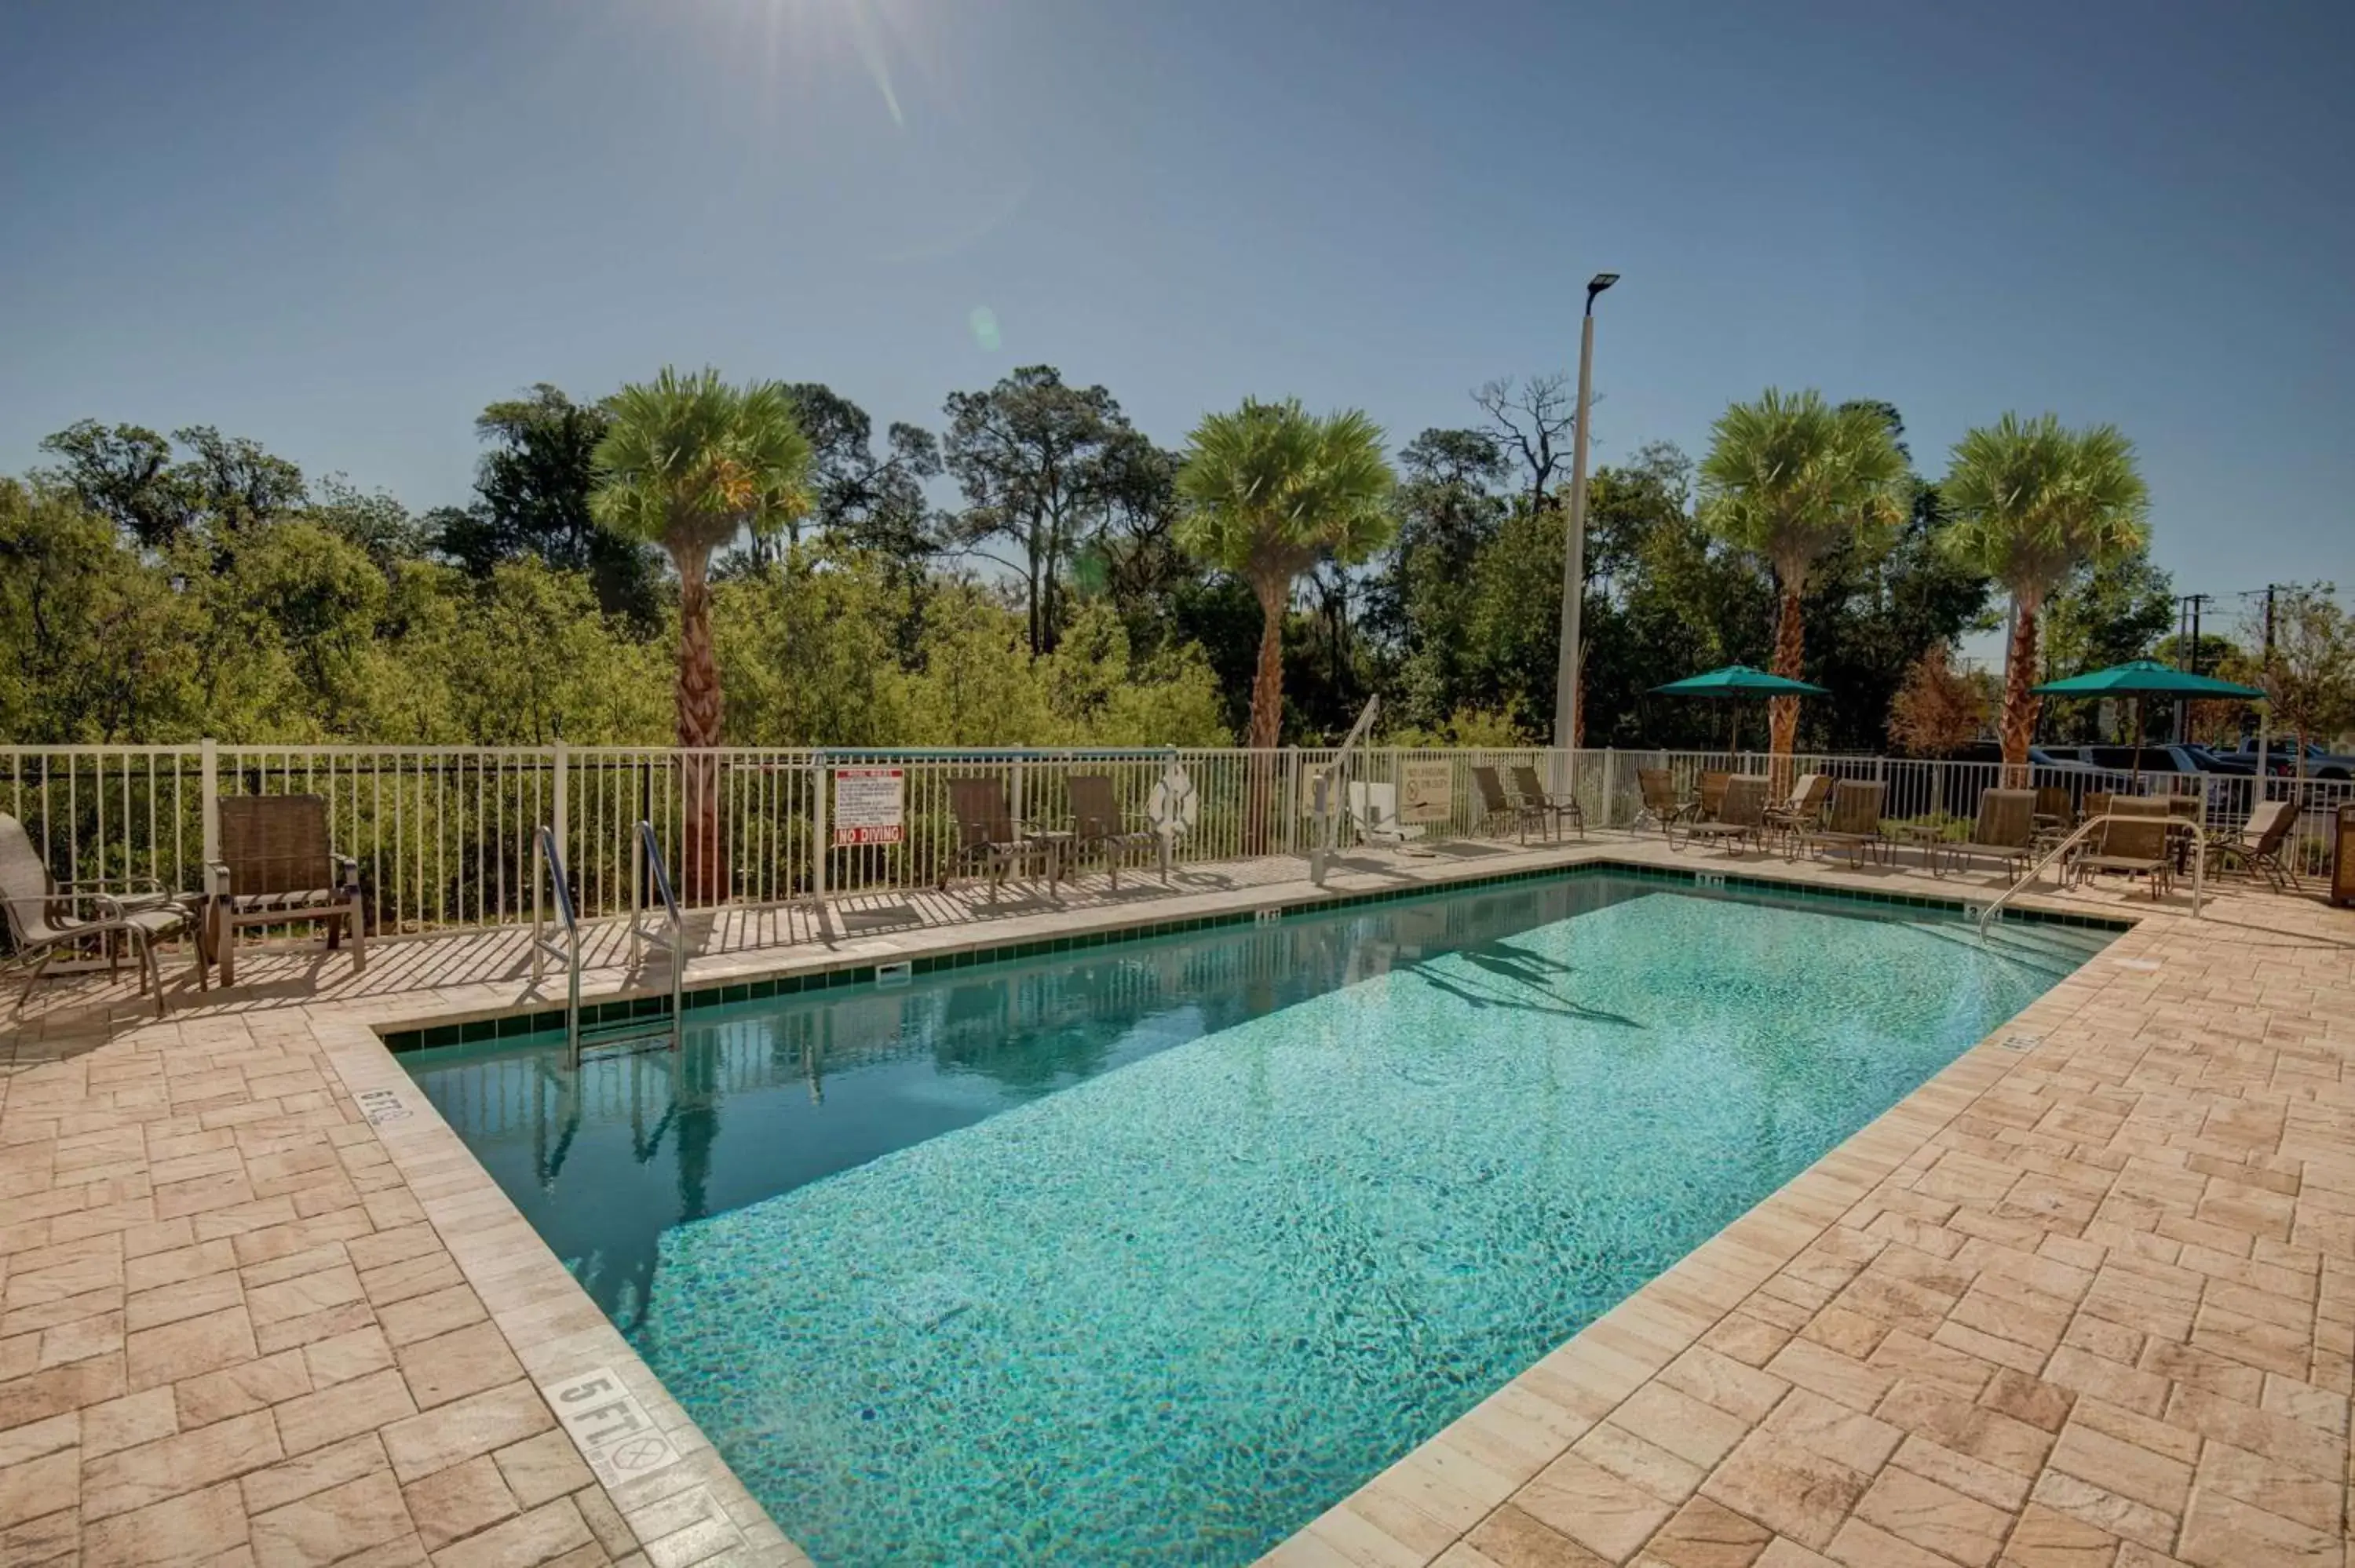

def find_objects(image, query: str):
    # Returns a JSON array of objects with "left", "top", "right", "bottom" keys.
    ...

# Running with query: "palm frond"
[
  {"left": 1696, "top": 388, "right": 1911, "bottom": 582},
  {"left": 590, "top": 366, "right": 813, "bottom": 561},
  {"left": 1174, "top": 399, "right": 1397, "bottom": 581},
  {"left": 1941, "top": 413, "right": 2147, "bottom": 601}
]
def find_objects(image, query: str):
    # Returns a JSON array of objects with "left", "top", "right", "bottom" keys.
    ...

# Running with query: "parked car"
[
  {"left": 2039, "top": 744, "right": 2257, "bottom": 777},
  {"left": 1926, "top": 741, "right": 2076, "bottom": 769},
  {"left": 2217, "top": 738, "right": 2355, "bottom": 780}
]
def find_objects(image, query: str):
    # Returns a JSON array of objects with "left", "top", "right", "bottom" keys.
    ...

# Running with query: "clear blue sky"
[{"left": 4, "top": 0, "right": 2350, "bottom": 633}]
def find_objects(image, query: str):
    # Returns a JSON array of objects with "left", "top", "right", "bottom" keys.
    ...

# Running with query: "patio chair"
[
  {"left": 945, "top": 777, "right": 1053, "bottom": 896},
  {"left": 1634, "top": 768, "right": 1697, "bottom": 837},
  {"left": 1934, "top": 789, "right": 2037, "bottom": 881},
  {"left": 1762, "top": 773, "right": 1831, "bottom": 845},
  {"left": 1796, "top": 779, "right": 1889, "bottom": 868},
  {"left": 1067, "top": 775, "right": 1162, "bottom": 889},
  {"left": 2030, "top": 786, "right": 2076, "bottom": 857},
  {"left": 2070, "top": 797, "right": 2174, "bottom": 899},
  {"left": 1510, "top": 765, "right": 1586, "bottom": 842},
  {"left": 2, "top": 813, "right": 200, "bottom": 1017},
  {"left": 1696, "top": 771, "right": 1732, "bottom": 822},
  {"left": 1681, "top": 775, "right": 1769, "bottom": 856},
  {"left": 1347, "top": 782, "right": 1426, "bottom": 851},
  {"left": 1471, "top": 766, "right": 1547, "bottom": 844},
  {"left": 2201, "top": 798, "right": 2302, "bottom": 892},
  {"left": 210, "top": 795, "right": 366, "bottom": 986}
]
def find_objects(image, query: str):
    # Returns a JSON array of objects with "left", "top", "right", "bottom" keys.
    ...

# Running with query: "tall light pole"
[{"left": 1554, "top": 271, "right": 1617, "bottom": 753}]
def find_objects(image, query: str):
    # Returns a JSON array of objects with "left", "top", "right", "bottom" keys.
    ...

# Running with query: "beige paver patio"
[{"left": 3, "top": 828, "right": 2349, "bottom": 1567}]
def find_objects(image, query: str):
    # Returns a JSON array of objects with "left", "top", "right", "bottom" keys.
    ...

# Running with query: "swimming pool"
[{"left": 403, "top": 870, "right": 2112, "bottom": 1566}]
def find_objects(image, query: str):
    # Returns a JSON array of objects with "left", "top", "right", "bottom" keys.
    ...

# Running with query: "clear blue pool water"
[{"left": 403, "top": 873, "right": 2110, "bottom": 1567}]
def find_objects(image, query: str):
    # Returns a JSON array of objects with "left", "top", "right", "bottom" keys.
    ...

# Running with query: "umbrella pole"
[{"left": 2131, "top": 695, "right": 2144, "bottom": 789}]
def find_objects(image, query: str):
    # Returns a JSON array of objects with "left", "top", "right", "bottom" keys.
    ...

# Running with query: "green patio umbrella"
[
  {"left": 1652, "top": 664, "right": 1829, "bottom": 752},
  {"left": 2030, "top": 659, "right": 2265, "bottom": 784}
]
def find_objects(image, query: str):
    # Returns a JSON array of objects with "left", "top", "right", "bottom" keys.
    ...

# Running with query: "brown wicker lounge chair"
[
  {"left": 2, "top": 813, "right": 200, "bottom": 1016},
  {"left": 1634, "top": 768, "right": 1696, "bottom": 837},
  {"left": 209, "top": 795, "right": 365, "bottom": 986},
  {"left": 1696, "top": 771, "right": 1732, "bottom": 822},
  {"left": 1472, "top": 766, "right": 1547, "bottom": 844},
  {"left": 2201, "top": 798, "right": 2302, "bottom": 892},
  {"left": 1797, "top": 779, "right": 1889, "bottom": 867},
  {"left": 2070, "top": 797, "right": 2173, "bottom": 899},
  {"left": 1681, "top": 775, "right": 1769, "bottom": 856},
  {"left": 1067, "top": 775, "right": 1161, "bottom": 888},
  {"left": 1510, "top": 764, "right": 1586, "bottom": 842},
  {"left": 945, "top": 777, "right": 1052, "bottom": 897},
  {"left": 1934, "top": 789, "right": 2037, "bottom": 880}
]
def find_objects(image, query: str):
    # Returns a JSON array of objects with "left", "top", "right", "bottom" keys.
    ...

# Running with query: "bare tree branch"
[{"left": 1472, "top": 374, "right": 1575, "bottom": 517}]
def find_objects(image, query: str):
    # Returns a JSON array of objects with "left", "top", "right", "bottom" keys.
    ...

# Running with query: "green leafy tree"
[
  {"left": 1698, "top": 390, "right": 1911, "bottom": 759},
  {"left": 780, "top": 383, "right": 943, "bottom": 563},
  {"left": 440, "top": 385, "right": 663, "bottom": 626},
  {"left": 37, "top": 421, "right": 306, "bottom": 555},
  {"left": 2255, "top": 587, "right": 2355, "bottom": 776},
  {"left": 941, "top": 366, "right": 1136, "bottom": 655},
  {"left": 590, "top": 368, "right": 812, "bottom": 895},
  {"left": 0, "top": 480, "right": 206, "bottom": 741},
  {"left": 1942, "top": 414, "right": 2149, "bottom": 777},
  {"left": 715, "top": 551, "right": 916, "bottom": 746}
]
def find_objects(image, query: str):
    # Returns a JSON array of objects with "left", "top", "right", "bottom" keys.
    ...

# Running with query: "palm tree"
[
  {"left": 1943, "top": 414, "right": 2149, "bottom": 782},
  {"left": 1175, "top": 399, "right": 1394, "bottom": 847},
  {"left": 1698, "top": 390, "right": 1911, "bottom": 762},
  {"left": 591, "top": 368, "right": 810, "bottom": 899}
]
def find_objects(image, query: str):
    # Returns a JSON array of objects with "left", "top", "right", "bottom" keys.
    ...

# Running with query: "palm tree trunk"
[
  {"left": 1767, "top": 578, "right": 1806, "bottom": 790},
  {"left": 674, "top": 547, "right": 725, "bottom": 905},
  {"left": 1999, "top": 594, "right": 2041, "bottom": 788},
  {"left": 1245, "top": 574, "right": 1287, "bottom": 854}
]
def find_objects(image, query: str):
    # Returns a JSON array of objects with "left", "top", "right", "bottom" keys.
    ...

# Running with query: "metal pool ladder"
[
  {"left": 626, "top": 819, "right": 685, "bottom": 1057},
  {"left": 531, "top": 824, "right": 583, "bottom": 1061},
  {"left": 530, "top": 822, "right": 687, "bottom": 1068}
]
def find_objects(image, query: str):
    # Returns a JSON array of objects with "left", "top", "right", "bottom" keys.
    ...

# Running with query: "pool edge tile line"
[{"left": 377, "top": 853, "right": 2134, "bottom": 1053}]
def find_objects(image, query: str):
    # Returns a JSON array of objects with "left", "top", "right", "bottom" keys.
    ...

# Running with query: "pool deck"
[{"left": 2, "top": 832, "right": 2349, "bottom": 1567}]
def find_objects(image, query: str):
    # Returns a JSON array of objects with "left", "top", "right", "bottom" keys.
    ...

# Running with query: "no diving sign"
[
  {"left": 832, "top": 768, "right": 905, "bottom": 848},
  {"left": 545, "top": 1366, "right": 685, "bottom": 1490}
]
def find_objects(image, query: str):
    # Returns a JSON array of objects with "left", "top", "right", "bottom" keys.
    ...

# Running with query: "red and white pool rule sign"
[{"left": 831, "top": 767, "right": 905, "bottom": 847}]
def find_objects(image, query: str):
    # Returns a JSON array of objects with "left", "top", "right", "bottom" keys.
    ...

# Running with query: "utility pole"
[
  {"left": 2255, "top": 584, "right": 2279, "bottom": 796},
  {"left": 2173, "top": 593, "right": 2212, "bottom": 742}
]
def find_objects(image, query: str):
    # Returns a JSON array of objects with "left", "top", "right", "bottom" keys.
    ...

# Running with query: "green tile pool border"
[{"left": 377, "top": 859, "right": 2133, "bottom": 1054}]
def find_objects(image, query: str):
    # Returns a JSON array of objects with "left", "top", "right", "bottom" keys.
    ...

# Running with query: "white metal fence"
[
  {"left": 1619, "top": 749, "right": 2353, "bottom": 881},
  {"left": 1, "top": 742, "right": 1597, "bottom": 940},
  {"left": 4, "top": 742, "right": 2340, "bottom": 945}
]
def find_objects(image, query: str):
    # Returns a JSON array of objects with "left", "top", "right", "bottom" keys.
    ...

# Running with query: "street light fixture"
[{"left": 1554, "top": 271, "right": 1617, "bottom": 753}]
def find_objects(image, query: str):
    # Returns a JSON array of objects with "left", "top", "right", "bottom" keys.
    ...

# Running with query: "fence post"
[
  {"left": 1283, "top": 749, "right": 1299, "bottom": 858},
  {"left": 1601, "top": 747, "right": 1619, "bottom": 830},
  {"left": 551, "top": 739, "right": 568, "bottom": 863},
  {"left": 199, "top": 738, "right": 219, "bottom": 868},
  {"left": 811, "top": 750, "right": 829, "bottom": 906}
]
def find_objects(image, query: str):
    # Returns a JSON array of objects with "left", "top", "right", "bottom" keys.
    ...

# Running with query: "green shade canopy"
[
  {"left": 2031, "top": 659, "right": 2263, "bottom": 699},
  {"left": 1652, "top": 664, "right": 1829, "bottom": 697}
]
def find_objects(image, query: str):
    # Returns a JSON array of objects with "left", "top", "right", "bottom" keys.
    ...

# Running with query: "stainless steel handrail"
[
  {"left": 1311, "top": 695, "right": 1382, "bottom": 884},
  {"left": 530, "top": 825, "right": 582, "bottom": 1063},
  {"left": 630, "top": 820, "right": 685, "bottom": 1052},
  {"left": 1975, "top": 800, "right": 2207, "bottom": 935}
]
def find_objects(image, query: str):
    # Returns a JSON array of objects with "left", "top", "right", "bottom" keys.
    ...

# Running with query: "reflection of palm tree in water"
[{"left": 541, "top": 1043, "right": 725, "bottom": 1333}]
